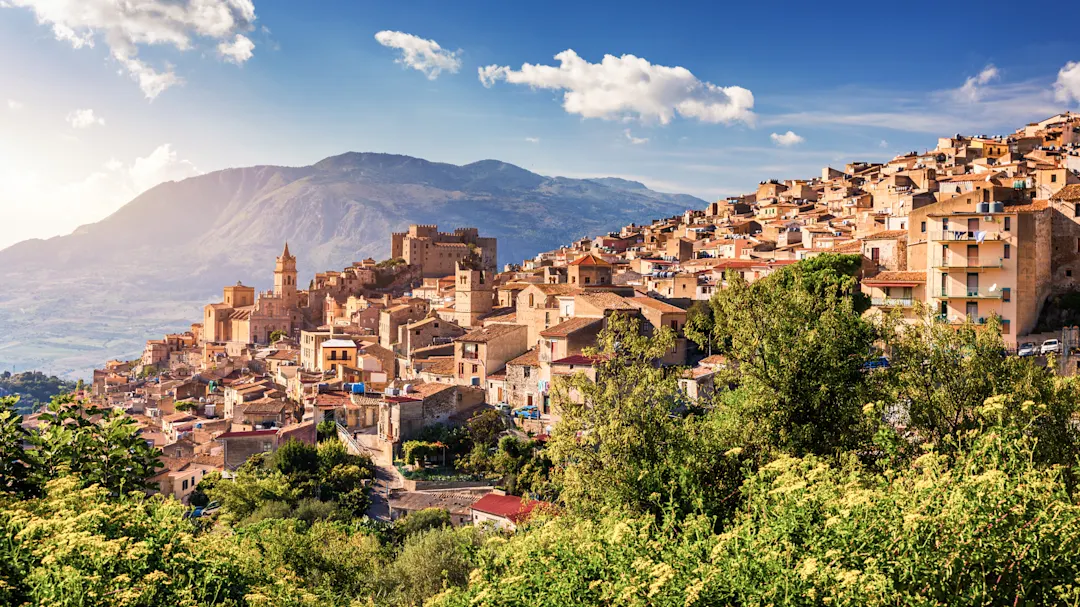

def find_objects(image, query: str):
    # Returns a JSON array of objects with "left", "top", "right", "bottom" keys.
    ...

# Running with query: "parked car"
[
  {"left": 1017, "top": 342, "right": 1036, "bottom": 357},
  {"left": 1041, "top": 339, "right": 1062, "bottom": 355}
]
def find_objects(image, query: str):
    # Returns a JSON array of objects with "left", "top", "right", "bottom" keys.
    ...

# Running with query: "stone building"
[{"left": 390, "top": 224, "right": 498, "bottom": 278}]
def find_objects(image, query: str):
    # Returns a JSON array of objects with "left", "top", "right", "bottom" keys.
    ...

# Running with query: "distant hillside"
[
  {"left": 0, "top": 152, "right": 703, "bottom": 378},
  {"left": 0, "top": 371, "right": 76, "bottom": 414}
]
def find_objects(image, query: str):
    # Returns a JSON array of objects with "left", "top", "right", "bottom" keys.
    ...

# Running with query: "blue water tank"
[{"left": 351, "top": 382, "right": 366, "bottom": 394}]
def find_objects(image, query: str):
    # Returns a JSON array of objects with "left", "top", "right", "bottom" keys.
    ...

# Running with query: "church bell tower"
[{"left": 274, "top": 242, "right": 298, "bottom": 302}]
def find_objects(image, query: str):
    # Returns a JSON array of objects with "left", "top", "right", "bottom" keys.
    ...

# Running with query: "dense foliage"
[
  {"left": 0, "top": 371, "right": 76, "bottom": 414},
  {"left": 205, "top": 438, "right": 376, "bottom": 525},
  {"left": 4, "top": 253, "right": 1080, "bottom": 606}
]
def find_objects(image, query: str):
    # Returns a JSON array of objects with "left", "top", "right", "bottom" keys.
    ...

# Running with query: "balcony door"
[
  {"left": 966, "top": 301, "right": 978, "bottom": 320},
  {"left": 966, "top": 273, "right": 979, "bottom": 297},
  {"left": 967, "top": 245, "right": 979, "bottom": 267}
]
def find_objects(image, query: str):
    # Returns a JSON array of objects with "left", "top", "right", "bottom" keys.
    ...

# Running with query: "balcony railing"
[
  {"left": 937, "top": 287, "right": 1004, "bottom": 299},
  {"left": 871, "top": 297, "right": 916, "bottom": 307},
  {"left": 462, "top": 350, "right": 479, "bottom": 360},
  {"left": 931, "top": 231, "right": 1003, "bottom": 242},
  {"left": 936, "top": 315, "right": 990, "bottom": 325},
  {"left": 934, "top": 257, "right": 1004, "bottom": 270}
]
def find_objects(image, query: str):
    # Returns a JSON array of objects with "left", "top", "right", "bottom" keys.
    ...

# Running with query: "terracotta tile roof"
[
  {"left": 507, "top": 348, "right": 540, "bottom": 367},
  {"left": 569, "top": 253, "right": 612, "bottom": 267},
  {"left": 419, "top": 357, "right": 455, "bottom": 376},
  {"left": 864, "top": 230, "right": 908, "bottom": 241},
  {"left": 552, "top": 354, "right": 602, "bottom": 366},
  {"left": 470, "top": 493, "right": 545, "bottom": 523},
  {"left": 831, "top": 240, "right": 864, "bottom": 253},
  {"left": 862, "top": 271, "right": 926, "bottom": 284},
  {"left": 628, "top": 297, "right": 685, "bottom": 314},
  {"left": 1005, "top": 199, "right": 1050, "bottom": 213},
  {"left": 459, "top": 323, "right": 525, "bottom": 343},
  {"left": 578, "top": 292, "right": 635, "bottom": 311},
  {"left": 540, "top": 317, "right": 603, "bottom": 338},
  {"left": 409, "top": 382, "right": 456, "bottom": 398},
  {"left": 942, "top": 173, "right": 999, "bottom": 182},
  {"left": 240, "top": 398, "right": 288, "bottom": 415},
  {"left": 1051, "top": 184, "right": 1080, "bottom": 201},
  {"left": 526, "top": 284, "right": 584, "bottom": 296},
  {"left": 217, "top": 429, "right": 278, "bottom": 440}
]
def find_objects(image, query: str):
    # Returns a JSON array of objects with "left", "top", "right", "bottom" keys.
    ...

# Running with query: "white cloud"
[
  {"left": 879, "top": 139, "right": 889, "bottom": 148},
  {"left": 955, "top": 64, "right": 999, "bottom": 102},
  {"left": 479, "top": 49, "right": 754, "bottom": 125},
  {"left": 6, "top": 99, "right": 22, "bottom": 110},
  {"left": 66, "top": 108, "right": 104, "bottom": 129},
  {"left": 769, "top": 131, "right": 804, "bottom": 147},
  {"left": 525, "top": 137, "right": 540, "bottom": 143},
  {"left": 218, "top": 34, "right": 254, "bottom": 65},
  {"left": 374, "top": 30, "right": 461, "bottom": 80},
  {"left": 2, "top": 0, "right": 257, "bottom": 99},
  {"left": 624, "top": 129, "right": 648, "bottom": 145},
  {"left": 0, "top": 144, "right": 200, "bottom": 248},
  {"left": 768, "top": 78, "right": 1064, "bottom": 135},
  {"left": 1055, "top": 61, "right": 1080, "bottom": 105}
]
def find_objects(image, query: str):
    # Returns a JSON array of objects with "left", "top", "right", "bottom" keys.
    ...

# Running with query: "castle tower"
[
  {"left": 454, "top": 256, "right": 493, "bottom": 328},
  {"left": 274, "top": 242, "right": 298, "bottom": 303}
]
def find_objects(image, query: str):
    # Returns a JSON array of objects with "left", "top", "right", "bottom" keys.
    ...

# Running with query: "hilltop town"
[{"left": 64, "top": 111, "right": 1080, "bottom": 520}]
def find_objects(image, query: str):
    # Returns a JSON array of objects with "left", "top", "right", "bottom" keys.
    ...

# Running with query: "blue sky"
[{"left": 2, "top": 0, "right": 1080, "bottom": 249}]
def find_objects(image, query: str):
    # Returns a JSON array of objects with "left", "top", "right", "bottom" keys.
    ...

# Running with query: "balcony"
[
  {"left": 937, "top": 315, "right": 991, "bottom": 325},
  {"left": 871, "top": 297, "right": 916, "bottom": 307},
  {"left": 933, "top": 257, "right": 1004, "bottom": 271},
  {"left": 937, "top": 287, "right": 1004, "bottom": 300},
  {"left": 930, "top": 231, "right": 1003, "bottom": 243},
  {"left": 462, "top": 350, "right": 479, "bottom": 360}
]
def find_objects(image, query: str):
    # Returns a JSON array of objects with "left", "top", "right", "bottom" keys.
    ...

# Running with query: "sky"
[{"left": 2, "top": 0, "right": 1080, "bottom": 250}]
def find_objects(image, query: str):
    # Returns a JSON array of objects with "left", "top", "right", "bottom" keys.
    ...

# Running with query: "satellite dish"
[{"left": 989, "top": 284, "right": 998, "bottom": 292}]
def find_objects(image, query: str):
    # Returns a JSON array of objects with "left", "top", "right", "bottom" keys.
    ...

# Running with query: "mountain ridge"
[{"left": 0, "top": 152, "right": 704, "bottom": 378}]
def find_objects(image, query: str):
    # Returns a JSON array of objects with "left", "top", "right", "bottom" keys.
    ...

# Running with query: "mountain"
[{"left": 0, "top": 152, "right": 703, "bottom": 378}]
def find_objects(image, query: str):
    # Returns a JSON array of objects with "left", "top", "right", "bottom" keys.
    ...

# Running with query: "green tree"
[
  {"left": 34, "top": 396, "right": 161, "bottom": 495},
  {"left": 384, "top": 527, "right": 482, "bottom": 606},
  {"left": 873, "top": 310, "right": 1080, "bottom": 467},
  {"left": 466, "top": 409, "right": 504, "bottom": 448},
  {"left": 394, "top": 507, "right": 452, "bottom": 538},
  {"left": 0, "top": 396, "right": 38, "bottom": 497},
  {"left": 708, "top": 255, "right": 877, "bottom": 456},
  {"left": 683, "top": 300, "right": 716, "bottom": 355},
  {"left": 548, "top": 313, "right": 746, "bottom": 521},
  {"left": 273, "top": 437, "right": 320, "bottom": 477}
]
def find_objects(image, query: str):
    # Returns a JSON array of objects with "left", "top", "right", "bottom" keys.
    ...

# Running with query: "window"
[
  {"left": 523, "top": 367, "right": 531, "bottom": 378},
  {"left": 1004, "top": 244, "right": 1010, "bottom": 259},
  {"left": 1052, "top": 174, "right": 1058, "bottom": 183},
  {"left": 871, "top": 247, "right": 880, "bottom": 261},
  {"left": 458, "top": 362, "right": 464, "bottom": 375},
  {"left": 584, "top": 276, "right": 592, "bottom": 285},
  {"left": 182, "top": 479, "right": 189, "bottom": 491},
  {"left": 1004, "top": 217, "right": 1011, "bottom": 231},
  {"left": 1075, "top": 203, "right": 1080, "bottom": 218},
  {"left": 1002, "top": 288, "right": 1011, "bottom": 302},
  {"left": 261, "top": 441, "right": 273, "bottom": 452},
  {"left": 529, "top": 294, "right": 535, "bottom": 307},
  {"left": 472, "top": 364, "right": 478, "bottom": 374},
  {"left": 920, "top": 221, "right": 926, "bottom": 233},
  {"left": 1002, "top": 319, "right": 1011, "bottom": 334}
]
